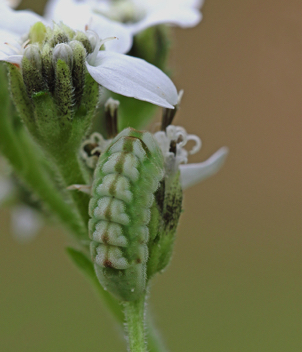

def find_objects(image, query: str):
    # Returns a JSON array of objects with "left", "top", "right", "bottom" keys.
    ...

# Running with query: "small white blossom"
[
  {"left": 45, "top": 0, "right": 204, "bottom": 53},
  {"left": 154, "top": 125, "right": 228, "bottom": 190},
  {"left": 0, "top": 5, "right": 178, "bottom": 108}
]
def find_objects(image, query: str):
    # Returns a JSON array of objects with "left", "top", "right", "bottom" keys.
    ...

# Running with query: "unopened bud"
[
  {"left": 85, "top": 31, "right": 98, "bottom": 52},
  {"left": 22, "top": 45, "right": 46, "bottom": 97},
  {"left": 41, "top": 43, "right": 55, "bottom": 92},
  {"left": 23, "top": 44, "right": 42, "bottom": 71},
  {"left": 50, "top": 23, "right": 69, "bottom": 47},
  {"left": 161, "top": 90, "right": 184, "bottom": 131},
  {"left": 73, "top": 31, "right": 93, "bottom": 54},
  {"left": 53, "top": 43, "right": 73, "bottom": 68},
  {"left": 105, "top": 98, "right": 120, "bottom": 138},
  {"left": 69, "top": 41, "right": 86, "bottom": 104},
  {"left": 29, "top": 22, "right": 47, "bottom": 45},
  {"left": 105, "top": 97, "right": 120, "bottom": 117}
]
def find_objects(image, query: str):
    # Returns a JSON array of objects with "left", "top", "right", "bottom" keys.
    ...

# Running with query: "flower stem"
[
  {"left": 0, "top": 67, "right": 86, "bottom": 240},
  {"left": 123, "top": 296, "right": 147, "bottom": 352},
  {"left": 52, "top": 148, "right": 91, "bottom": 228}
]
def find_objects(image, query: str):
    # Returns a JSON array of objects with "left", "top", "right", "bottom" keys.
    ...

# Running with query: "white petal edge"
[
  {"left": 0, "top": 3, "right": 47, "bottom": 36},
  {"left": 180, "top": 147, "right": 229, "bottom": 190},
  {"left": 0, "top": 53, "right": 22, "bottom": 65},
  {"left": 86, "top": 51, "right": 178, "bottom": 108},
  {"left": 127, "top": 6, "right": 202, "bottom": 35}
]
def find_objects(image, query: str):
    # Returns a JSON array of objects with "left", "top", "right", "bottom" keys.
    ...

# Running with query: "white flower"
[
  {"left": 0, "top": 5, "right": 178, "bottom": 108},
  {"left": 45, "top": 0, "right": 204, "bottom": 53},
  {"left": 154, "top": 125, "right": 229, "bottom": 190}
]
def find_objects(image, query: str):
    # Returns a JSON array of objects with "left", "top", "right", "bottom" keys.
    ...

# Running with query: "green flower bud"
[
  {"left": 73, "top": 31, "right": 93, "bottom": 54},
  {"left": 23, "top": 44, "right": 42, "bottom": 70},
  {"left": 68, "top": 41, "right": 86, "bottom": 105},
  {"left": 54, "top": 58, "right": 74, "bottom": 120},
  {"left": 7, "top": 23, "right": 99, "bottom": 157},
  {"left": 147, "top": 170, "right": 183, "bottom": 278},
  {"left": 41, "top": 43, "right": 55, "bottom": 93},
  {"left": 52, "top": 43, "right": 73, "bottom": 68},
  {"left": 49, "top": 23, "right": 69, "bottom": 47},
  {"left": 29, "top": 22, "right": 47, "bottom": 45},
  {"left": 22, "top": 45, "right": 47, "bottom": 97}
]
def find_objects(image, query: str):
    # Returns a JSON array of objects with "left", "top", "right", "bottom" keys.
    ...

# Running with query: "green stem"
[
  {"left": 17, "top": 130, "right": 87, "bottom": 240},
  {"left": 68, "top": 248, "right": 168, "bottom": 351},
  {"left": 123, "top": 296, "right": 147, "bottom": 352},
  {"left": 0, "top": 81, "right": 86, "bottom": 239},
  {"left": 54, "top": 149, "right": 91, "bottom": 227}
]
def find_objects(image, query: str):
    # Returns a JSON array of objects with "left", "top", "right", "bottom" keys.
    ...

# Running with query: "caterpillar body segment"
[{"left": 89, "top": 128, "right": 164, "bottom": 301}]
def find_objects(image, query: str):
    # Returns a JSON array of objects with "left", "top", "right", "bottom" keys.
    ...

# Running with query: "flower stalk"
[
  {"left": 123, "top": 296, "right": 147, "bottom": 352},
  {"left": 0, "top": 64, "right": 86, "bottom": 239}
]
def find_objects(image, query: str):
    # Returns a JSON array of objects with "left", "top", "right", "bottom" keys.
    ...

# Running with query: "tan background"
[{"left": 0, "top": 0, "right": 301, "bottom": 351}]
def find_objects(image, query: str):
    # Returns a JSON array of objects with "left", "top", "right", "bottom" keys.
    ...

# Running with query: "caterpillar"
[{"left": 89, "top": 127, "right": 164, "bottom": 301}]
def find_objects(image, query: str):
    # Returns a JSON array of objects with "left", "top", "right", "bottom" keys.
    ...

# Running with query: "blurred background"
[{"left": 0, "top": 0, "right": 301, "bottom": 351}]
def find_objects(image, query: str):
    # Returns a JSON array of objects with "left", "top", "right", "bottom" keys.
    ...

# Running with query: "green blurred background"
[{"left": 0, "top": 0, "right": 301, "bottom": 351}]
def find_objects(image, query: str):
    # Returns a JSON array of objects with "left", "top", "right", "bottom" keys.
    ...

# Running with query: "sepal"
[{"left": 147, "top": 170, "right": 183, "bottom": 278}]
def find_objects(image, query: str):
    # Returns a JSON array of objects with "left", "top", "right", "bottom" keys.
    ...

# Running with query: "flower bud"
[
  {"left": 23, "top": 44, "right": 42, "bottom": 71},
  {"left": 7, "top": 23, "right": 99, "bottom": 155},
  {"left": 147, "top": 170, "right": 183, "bottom": 278},
  {"left": 105, "top": 98, "right": 119, "bottom": 138},
  {"left": 73, "top": 31, "right": 93, "bottom": 54},
  {"left": 50, "top": 23, "right": 69, "bottom": 47},
  {"left": 53, "top": 43, "right": 73, "bottom": 68},
  {"left": 29, "top": 22, "right": 47, "bottom": 45},
  {"left": 22, "top": 45, "right": 46, "bottom": 97},
  {"left": 41, "top": 43, "right": 55, "bottom": 93},
  {"left": 68, "top": 41, "right": 86, "bottom": 104}
]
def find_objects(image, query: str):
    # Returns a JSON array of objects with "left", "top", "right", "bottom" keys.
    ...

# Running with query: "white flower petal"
[
  {"left": 180, "top": 147, "right": 229, "bottom": 190},
  {"left": 0, "top": 52, "right": 22, "bottom": 65},
  {"left": 45, "top": 0, "right": 91, "bottom": 30},
  {"left": 0, "top": 3, "right": 46, "bottom": 36},
  {"left": 86, "top": 51, "right": 178, "bottom": 108},
  {"left": 127, "top": 6, "right": 202, "bottom": 35},
  {"left": 4, "top": 0, "right": 21, "bottom": 8},
  {"left": 89, "top": 15, "right": 133, "bottom": 54}
]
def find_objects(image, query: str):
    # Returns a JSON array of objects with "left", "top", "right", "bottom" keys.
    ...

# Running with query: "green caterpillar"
[{"left": 89, "top": 128, "right": 164, "bottom": 301}]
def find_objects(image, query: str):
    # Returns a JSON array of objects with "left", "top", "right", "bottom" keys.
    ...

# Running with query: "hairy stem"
[
  {"left": 53, "top": 148, "right": 91, "bottom": 228},
  {"left": 0, "top": 72, "right": 86, "bottom": 239},
  {"left": 123, "top": 296, "right": 147, "bottom": 352}
]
